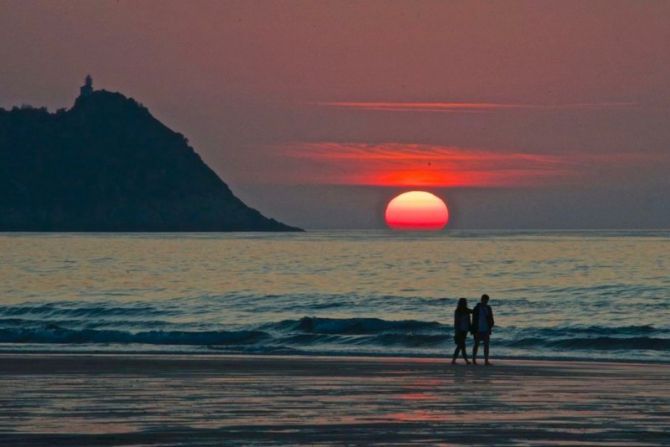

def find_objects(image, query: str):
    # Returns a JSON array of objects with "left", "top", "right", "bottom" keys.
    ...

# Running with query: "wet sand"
[{"left": 0, "top": 354, "right": 668, "bottom": 446}]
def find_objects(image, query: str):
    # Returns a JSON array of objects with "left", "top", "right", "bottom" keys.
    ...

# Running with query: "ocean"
[{"left": 1, "top": 231, "right": 668, "bottom": 362}]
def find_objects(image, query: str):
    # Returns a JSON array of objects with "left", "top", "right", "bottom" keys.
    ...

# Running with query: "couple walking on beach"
[{"left": 452, "top": 294, "right": 494, "bottom": 365}]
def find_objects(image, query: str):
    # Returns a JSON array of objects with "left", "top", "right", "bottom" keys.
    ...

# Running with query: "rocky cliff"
[{"left": 0, "top": 82, "right": 300, "bottom": 231}]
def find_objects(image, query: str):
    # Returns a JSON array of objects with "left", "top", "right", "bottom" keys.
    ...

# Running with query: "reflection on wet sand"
[{"left": 0, "top": 355, "right": 668, "bottom": 446}]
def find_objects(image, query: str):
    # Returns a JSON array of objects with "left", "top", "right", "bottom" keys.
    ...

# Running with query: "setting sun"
[{"left": 385, "top": 191, "right": 449, "bottom": 231}]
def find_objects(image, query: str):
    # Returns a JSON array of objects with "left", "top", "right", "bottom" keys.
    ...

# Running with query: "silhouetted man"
[{"left": 472, "top": 294, "right": 494, "bottom": 365}]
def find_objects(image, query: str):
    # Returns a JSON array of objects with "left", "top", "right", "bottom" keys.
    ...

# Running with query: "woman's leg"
[
  {"left": 460, "top": 340, "right": 470, "bottom": 363},
  {"left": 452, "top": 345, "right": 460, "bottom": 363}
]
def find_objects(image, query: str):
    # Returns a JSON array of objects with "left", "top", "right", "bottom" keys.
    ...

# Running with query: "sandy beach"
[{"left": 0, "top": 354, "right": 668, "bottom": 446}]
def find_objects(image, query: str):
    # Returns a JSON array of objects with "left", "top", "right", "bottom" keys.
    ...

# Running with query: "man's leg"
[
  {"left": 472, "top": 335, "right": 479, "bottom": 364},
  {"left": 484, "top": 334, "right": 491, "bottom": 365}
]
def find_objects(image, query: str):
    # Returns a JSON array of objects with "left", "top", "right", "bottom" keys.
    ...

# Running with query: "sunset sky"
[{"left": 1, "top": 0, "right": 669, "bottom": 228}]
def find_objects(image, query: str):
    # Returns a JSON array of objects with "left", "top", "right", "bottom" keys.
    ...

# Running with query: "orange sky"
[{"left": 1, "top": 1, "right": 669, "bottom": 228}]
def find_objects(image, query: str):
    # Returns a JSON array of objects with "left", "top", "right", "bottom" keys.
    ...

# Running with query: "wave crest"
[
  {"left": 0, "top": 327, "right": 269, "bottom": 346},
  {"left": 264, "top": 317, "right": 445, "bottom": 335},
  {"left": 0, "top": 314, "right": 668, "bottom": 355}
]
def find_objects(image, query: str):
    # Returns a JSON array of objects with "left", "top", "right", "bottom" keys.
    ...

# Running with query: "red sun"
[{"left": 385, "top": 191, "right": 449, "bottom": 231}]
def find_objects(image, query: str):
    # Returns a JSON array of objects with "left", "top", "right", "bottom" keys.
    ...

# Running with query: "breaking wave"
[{"left": 0, "top": 313, "right": 668, "bottom": 355}]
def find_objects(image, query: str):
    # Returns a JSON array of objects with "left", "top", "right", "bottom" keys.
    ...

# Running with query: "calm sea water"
[{"left": 1, "top": 231, "right": 668, "bottom": 361}]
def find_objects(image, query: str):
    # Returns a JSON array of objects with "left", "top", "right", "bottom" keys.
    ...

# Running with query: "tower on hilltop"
[{"left": 80, "top": 75, "right": 93, "bottom": 97}]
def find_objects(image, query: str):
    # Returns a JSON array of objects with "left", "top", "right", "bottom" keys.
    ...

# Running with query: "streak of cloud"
[
  {"left": 282, "top": 142, "right": 578, "bottom": 187},
  {"left": 313, "top": 101, "right": 637, "bottom": 113},
  {"left": 278, "top": 142, "right": 661, "bottom": 188}
]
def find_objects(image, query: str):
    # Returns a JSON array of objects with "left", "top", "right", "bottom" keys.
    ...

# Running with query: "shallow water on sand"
[
  {"left": 0, "top": 355, "right": 668, "bottom": 446},
  {"left": 1, "top": 231, "right": 668, "bottom": 361}
]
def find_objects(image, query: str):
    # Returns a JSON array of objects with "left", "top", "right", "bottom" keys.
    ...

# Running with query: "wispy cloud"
[
  {"left": 312, "top": 101, "right": 637, "bottom": 113},
  {"left": 282, "top": 142, "right": 580, "bottom": 187}
]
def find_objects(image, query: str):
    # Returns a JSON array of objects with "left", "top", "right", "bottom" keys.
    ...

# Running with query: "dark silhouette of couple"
[{"left": 452, "top": 294, "right": 494, "bottom": 365}]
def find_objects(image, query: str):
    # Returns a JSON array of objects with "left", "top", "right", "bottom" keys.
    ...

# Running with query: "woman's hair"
[{"left": 456, "top": 297, "right": 469, "bottom": 313}]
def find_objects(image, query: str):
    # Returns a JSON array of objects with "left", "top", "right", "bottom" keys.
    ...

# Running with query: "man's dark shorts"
[{"left": 475, "top": 332, "right": 491, "bottom": 343}]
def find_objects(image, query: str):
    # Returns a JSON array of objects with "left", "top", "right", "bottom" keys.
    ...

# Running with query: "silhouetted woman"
[{"left": 452, "top": 298, "right": 472, "bottom": 364}]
